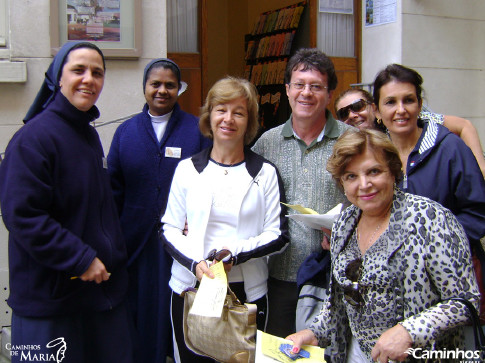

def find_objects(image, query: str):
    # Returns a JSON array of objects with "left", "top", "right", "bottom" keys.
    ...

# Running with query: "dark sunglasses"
[
  {"left": 206, "top": 248, "right": 233, "bottom": 264},
  {"left": 343, "top": 258, "right": 364, "bottom": 308},
  {"left": 336, "top": 99, "right": 370, "bottom": 121}
]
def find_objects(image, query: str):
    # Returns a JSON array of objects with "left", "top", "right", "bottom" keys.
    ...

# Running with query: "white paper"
[
  {"left": 319, "top": 0, "right": 353, "bottom": 14},
  {"left": 256, "top": 330, "right": 280, "bottom": 363},
  {"left": 287, "top": 203, "right": 342, "bottom": 230},
  {"left": 189, "top": 262, "right": 227, "bottom": 317},
  {"left": 365, "top": 0, "right": 397, "bottom": 27}
]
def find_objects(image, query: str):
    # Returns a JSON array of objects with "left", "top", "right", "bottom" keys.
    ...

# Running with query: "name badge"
[{"left": 165, "top": 147, "right": 182, "bottom": 158}]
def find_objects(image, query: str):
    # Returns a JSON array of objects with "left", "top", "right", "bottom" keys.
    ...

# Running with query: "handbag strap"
[
  {"left": 449, "top": 297, "right": 485, "bottom": 351},
  {"left": 226, "top": 285, "right": 242, "bottom": 305}
]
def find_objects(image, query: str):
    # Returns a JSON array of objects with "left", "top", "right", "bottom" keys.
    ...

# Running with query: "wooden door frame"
[
  {"left": 167, "top": 0, "right": 208, "bottom": 115},
  {"left": 200, "top": 0, "right": 208, "bottom": 98},
  {"left": 168, "top": 0, "right": 208, "bottom": 100}
]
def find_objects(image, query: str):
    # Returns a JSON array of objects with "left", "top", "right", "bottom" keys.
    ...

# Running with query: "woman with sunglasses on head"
[
  {"left": 161, "top": 76, "right": 289, "bottom": 362},
  {"left": 334, "top": 87, "right": 485, "bottom": 178},
  {"left": 287, "top": 128, "right": 479, "bottom": 363}
]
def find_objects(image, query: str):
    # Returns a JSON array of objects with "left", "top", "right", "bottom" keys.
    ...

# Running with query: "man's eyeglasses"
[
  {"left": 343, "top": 258, "right": 364, "bottom": 308},
  {"left": 336, "top": 99, "right": 370, "bottom": 121},
  {"left": 288, "top": 83, "right": 328, "bottom": 93},
  {"left": 206, "top": 248, "right": 233, "bottom": 264}
]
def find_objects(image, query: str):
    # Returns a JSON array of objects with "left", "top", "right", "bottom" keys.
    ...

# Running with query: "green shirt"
[{"left": 252, "top": 110, "right": 352, "bottom": 281}]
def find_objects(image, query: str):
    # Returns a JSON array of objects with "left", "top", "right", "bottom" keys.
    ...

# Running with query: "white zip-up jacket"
[{"left": 161, "top": 147, "right": 289, "bottom": 302}]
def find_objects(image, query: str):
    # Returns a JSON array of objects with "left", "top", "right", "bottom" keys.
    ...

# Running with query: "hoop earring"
[{"left": 377, "top": 118, "right": 382, "bottom": 124}]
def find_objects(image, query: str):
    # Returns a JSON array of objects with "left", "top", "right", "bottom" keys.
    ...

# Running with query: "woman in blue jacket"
[
  {"left": 372, "top": 64, "right": 485, "bottom": 247},
  {"left": 372, "top": 64, "right": 485, "bottom": 321},
  {"left": 0, "top": 42, "right": 133, "bottom": 363},
  {"left": 107, "top": 58, "right": 211, "bottom": 363}
]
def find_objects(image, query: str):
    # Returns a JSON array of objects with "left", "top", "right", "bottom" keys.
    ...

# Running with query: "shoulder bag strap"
[{"left": 449, "top": 297, "right": 485, "bottom": 351}]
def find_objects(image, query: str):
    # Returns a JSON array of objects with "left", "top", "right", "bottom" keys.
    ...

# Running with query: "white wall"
[
  {"left": 361, "top": 0, "right": 402, "bottom": 84},
  {"left": 361, "top": 0, "right": 485, "bottom": 142},
  {"left": 402, "top": 0, "right": 485, "bottom": 138}
]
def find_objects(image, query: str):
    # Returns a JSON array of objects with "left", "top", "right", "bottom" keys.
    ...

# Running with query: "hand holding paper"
[{"left": 189, "top": 261, "right": 227, "bottom": 317}]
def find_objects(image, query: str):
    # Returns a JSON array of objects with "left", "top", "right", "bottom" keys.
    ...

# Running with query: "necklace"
[
  {"left": 210, "top": 158, "right": 242, "bottom": 175},
  {"left": 356, "top": 222, "right": 382, "bottom": 255}
]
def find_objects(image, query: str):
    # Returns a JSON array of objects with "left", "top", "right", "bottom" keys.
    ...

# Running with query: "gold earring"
[{"left": 377, "top": 118, "right": 382, "bottom": 124}]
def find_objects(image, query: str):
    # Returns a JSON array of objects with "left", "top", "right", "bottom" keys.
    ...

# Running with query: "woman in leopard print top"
[{"left": 287, "top": 128, "right": 480, "bottom": 363}]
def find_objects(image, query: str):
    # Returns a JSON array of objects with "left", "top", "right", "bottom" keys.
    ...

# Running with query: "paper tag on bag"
[{"left": 189, "top": 262, "right": 228, "bottom": 317}]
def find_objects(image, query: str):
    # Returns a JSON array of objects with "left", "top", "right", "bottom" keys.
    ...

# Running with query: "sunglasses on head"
[
  {"left": 206, "top": 248, "right": 233, "bottom": 264},
  {"left": 336, "top": 99, "right": 370, "bottom": 121},
  {"left": 343, "top": 258, "right": 364, "bottom": 308}
]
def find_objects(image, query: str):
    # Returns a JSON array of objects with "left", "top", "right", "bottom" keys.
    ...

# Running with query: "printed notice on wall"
[
  {"left": 319, "top": 0, "right": 353, "bottom": 14},
  {"left": 365, "top": 0, "right": 397, "bottom": 27}
]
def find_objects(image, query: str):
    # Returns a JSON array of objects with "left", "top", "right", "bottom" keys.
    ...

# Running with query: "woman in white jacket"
[{"left": 161, "top": 76, "right": 289, "bottom": 362}]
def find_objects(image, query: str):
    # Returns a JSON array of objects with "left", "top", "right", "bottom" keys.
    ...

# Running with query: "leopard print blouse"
[{"left": 310, "top": 189, "right": 480, "bottom": 363}]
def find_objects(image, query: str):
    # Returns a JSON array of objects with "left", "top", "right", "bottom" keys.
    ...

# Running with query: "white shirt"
[
  {"left": 205, "top": 159, "right": 247, "bottom": 282},
  {"left": 149, "top": 110, "right": 172, "bottom": 142}
]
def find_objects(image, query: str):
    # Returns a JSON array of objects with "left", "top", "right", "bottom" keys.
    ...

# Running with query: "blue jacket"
[
  {"left": 0, "top": 92, "right": 128, "bottom": 317},
  {"left": 399, "top": 121, "right": 485, "bottom": 244},
  {"left": 107, "top": 103, "right": 212, "bottom": 263},
  {"left": 107, "top": 103, "right": 211, "bottom": 362}
]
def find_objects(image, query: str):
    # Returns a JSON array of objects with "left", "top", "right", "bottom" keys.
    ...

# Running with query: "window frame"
[{"left": 0, "top": 0, "right": 7, "bottom": 49}]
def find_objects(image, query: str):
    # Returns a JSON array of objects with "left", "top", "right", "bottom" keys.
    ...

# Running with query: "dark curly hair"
[{"left": 284, "top": 48, "right": 337, "bottom": 91}]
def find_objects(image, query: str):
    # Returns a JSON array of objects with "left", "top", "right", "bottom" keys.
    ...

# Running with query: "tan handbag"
[{"left": 182, "top": 287, "right": 257, "bottom": 363}]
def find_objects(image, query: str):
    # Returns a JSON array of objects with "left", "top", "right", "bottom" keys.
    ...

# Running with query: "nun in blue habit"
[
  {"left": 1, "top": 41, "right": 133, "bottom": 363},
  {"left": 107, "top": 58, "right": 211, "bottom": 363}
]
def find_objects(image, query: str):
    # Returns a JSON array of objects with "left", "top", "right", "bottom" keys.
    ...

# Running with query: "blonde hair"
[{"left": 199, "top": 77, "right": 260, "bottom": 145}]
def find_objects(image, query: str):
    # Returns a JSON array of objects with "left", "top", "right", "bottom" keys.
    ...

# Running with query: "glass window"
[
  {"left": 317, "top": 12, "right": 354, "bottom": 57},
  {"left": 167, "top": 0, "right": 198, "bottom": 53}
]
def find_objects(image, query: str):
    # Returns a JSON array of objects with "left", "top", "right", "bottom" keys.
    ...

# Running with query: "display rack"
[{"left": 244, "top": 1, "right": 307, "bottom": 137}]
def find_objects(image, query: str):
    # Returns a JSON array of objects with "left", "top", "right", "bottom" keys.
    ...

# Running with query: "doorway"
[
  {"left": 167, "top": 0, "right": 207, "bottom": 117},
  {"left": 167, "top": 0, "right": 361, "bottom": 118}
]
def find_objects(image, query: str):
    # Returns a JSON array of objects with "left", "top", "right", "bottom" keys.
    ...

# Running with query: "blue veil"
[{"left": 23, "top": 41, "right": 104, "bottom": 123}]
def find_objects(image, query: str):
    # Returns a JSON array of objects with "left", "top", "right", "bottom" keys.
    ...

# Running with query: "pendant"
[{"left": 224, "top": 170, "right": 228, "bottom": 175}]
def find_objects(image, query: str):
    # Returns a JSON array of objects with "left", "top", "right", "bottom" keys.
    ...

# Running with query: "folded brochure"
[{"left": 282, "top": 203, "right": 342, "bottom": 230}]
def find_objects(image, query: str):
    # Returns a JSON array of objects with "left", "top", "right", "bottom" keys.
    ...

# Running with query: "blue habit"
[{"left": 107, "top": 103, "right": 211, "bottom": 363}]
